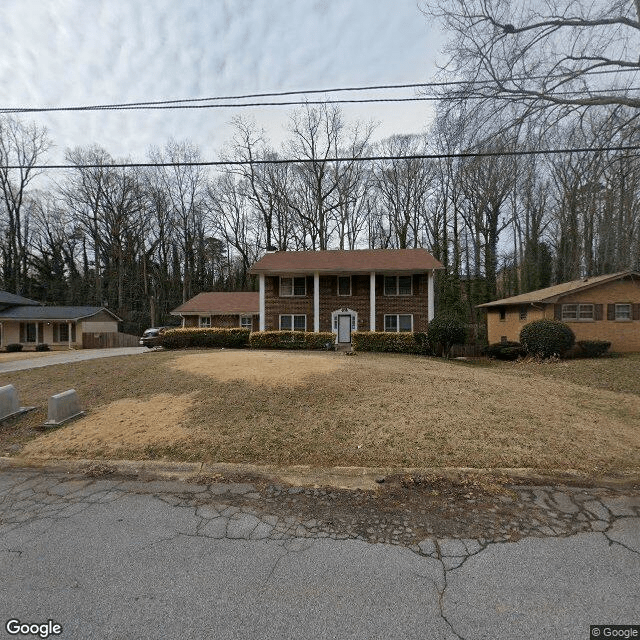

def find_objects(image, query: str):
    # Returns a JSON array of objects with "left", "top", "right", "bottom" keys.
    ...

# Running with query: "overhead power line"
[
  {"left": 6, "top": 145, "right": 640, "bottom": 170},
  {"left": 0, "top": 67, "right": 638, "bottom": 114}
]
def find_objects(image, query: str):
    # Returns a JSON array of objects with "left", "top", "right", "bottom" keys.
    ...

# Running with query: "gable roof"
[
  {"left": 0, "top": 291, "right": 41, "bottom": 307},
  {"left": 477, "top": 271, "right": 640, "bottom": 308},
  {"left": 250, "top": 249, "right": 443, "bottom": 275},
  {"left": 171, "top": 292, "right": 259, "bottom": 315},
  {"left": 0, "top": 305, "right": 122, "bottom": 322}
]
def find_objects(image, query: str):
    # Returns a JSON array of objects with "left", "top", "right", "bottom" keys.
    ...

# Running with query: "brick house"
[
  {"left": 249, "top": 249, "right": 443, "bottom": 345},
  {"left": 477, "top": 271, "right": 640, "bottom": 352},
  {"left": 171, "top": 292, "right": 259, "bottom": 331}
]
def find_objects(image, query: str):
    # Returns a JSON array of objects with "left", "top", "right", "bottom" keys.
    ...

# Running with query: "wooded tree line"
[{"left": 1, "top": 0, "right": 638, "bottom": 337}]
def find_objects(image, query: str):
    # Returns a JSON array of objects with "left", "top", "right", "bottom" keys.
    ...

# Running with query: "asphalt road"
[
  {"left": 0, "top": 348, "right": 148, "bottom": 373},
  {"left": 0, "top": 469, "right": 638, "bottom": 640}
]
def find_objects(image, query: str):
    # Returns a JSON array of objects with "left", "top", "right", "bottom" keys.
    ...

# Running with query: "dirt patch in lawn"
[
  {"left": 21, "top": 393, "right": 197, "bottom": 460},
  {"left": 170, "top": 349, "right": 343, "bottom": 385}
]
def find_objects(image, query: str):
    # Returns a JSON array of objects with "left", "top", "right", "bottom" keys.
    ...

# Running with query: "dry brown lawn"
[{"left": 4, "top": 349, "right": 640, "bottom": 477}]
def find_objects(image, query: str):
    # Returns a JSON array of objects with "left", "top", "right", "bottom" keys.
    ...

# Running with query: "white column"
[
  {"left": 35, "top": 322, "right": 39, "bottom": 345},
  {"left": 313, "top": 272, "right": 320, "bottom": 332},
  {"left": 259, "top": 274, "right": 265, "bottom": 331},
  {"left": 68, "top": 321, "right": 72, "bottom": 349},
  {"left": 369, "top": 271, "right": 376, "bottom": 331},
  {"left": 428, "top": 271, "right": 435, "bottom": 322}
]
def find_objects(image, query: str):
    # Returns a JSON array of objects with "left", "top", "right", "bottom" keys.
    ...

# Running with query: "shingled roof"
[
  {"left": 478, "top": 271, "right": 640, "bottom": 308},
  {"left": 0, "top": 305, "right": 122, "bottom": 321},
  {"left": 250, "top": 249, "right": 443, "bottom": 274},
  {"left": 171, "top": 292, "right": 259, "bottom": 315},
  {"left": 0, "top": 291, "right": 40, "bottom": 308}
]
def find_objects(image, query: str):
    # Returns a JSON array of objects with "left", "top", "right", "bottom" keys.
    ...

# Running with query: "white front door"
[{"left": 338, "top": 314, "right": 352, "bottom": 343}]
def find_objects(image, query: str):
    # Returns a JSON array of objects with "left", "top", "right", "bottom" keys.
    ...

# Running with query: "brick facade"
[
  {"left": 486, "top": 277, "right": 640, "bottom": 352},
  {"left": 262, "top": 273, "right": 431, "bottom": 333},
  {"left": 182, "top": 314, "right": 258, "bottom": 331}
]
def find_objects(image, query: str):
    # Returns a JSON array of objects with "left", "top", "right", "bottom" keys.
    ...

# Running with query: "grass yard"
[{"left": 1, "top": 349, "right": 639, "bottom": 479}]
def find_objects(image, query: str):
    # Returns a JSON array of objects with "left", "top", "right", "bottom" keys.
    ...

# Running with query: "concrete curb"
[{"left": 1, "top": 456, "right": 638, "bottom": 490}]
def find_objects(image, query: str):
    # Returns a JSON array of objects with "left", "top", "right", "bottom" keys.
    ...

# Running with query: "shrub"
[
  {"left": 519, "top": 319, "right": 575, "bottom": 358},
  {"left": 577, "top": 340, "right": 611, "bottom": 358},
  {"left": 5, "top": 343, "right": 23, "bottom": 353},
  {"left": 428, "top": 314, "right": 467, "bottom": 358},
  {"left": 484, "top": 341, "right": 526, "bottom": 361},
  {"left": 249, "top": 331, "right": 335, "bottom": 350},
  {"left": 160, "top": 327, "right": 250, "bottom": 349},
  {"left": 351, "top": 331, "right": 430, "bottom": 354},
  {"left": 35, "top": 343, "right": 50, "bottom": 352}
]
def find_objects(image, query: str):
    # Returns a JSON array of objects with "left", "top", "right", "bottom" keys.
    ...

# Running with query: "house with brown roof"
[
  {"left": 477, "top": 271, "right": 640, "bottom": 352},
  {"left": 171, "top": 292, "right": 260, "bottom": 331},
  {"left": 249, "top": 249, "right": 443, "bottom": 345}
]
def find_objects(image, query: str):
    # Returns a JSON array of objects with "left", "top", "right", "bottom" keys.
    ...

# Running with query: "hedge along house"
[
  {"left": 249, "top": 249, "right": 443, "bottom": 345},
  {"left": 171, "top": 292, "right": 260, "bottom": 331},
  {"left": 477, "top": 271, "right": 640, "bottom": 352},
  {"left": 0, "top": 299, "right": 121, "bottom": 350}
]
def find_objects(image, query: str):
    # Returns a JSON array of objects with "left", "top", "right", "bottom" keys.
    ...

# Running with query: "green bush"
[
  {"left": 351, "top": 331, "right": 430, "bottom": 354},
  {"left": 428, "top": 314, "right": 467, "bottom": 358},
  {"left": 35, "top": 343, "right": 50, "bottom": 352},
  {"left": 160, "top": 327, "right": 250, "bottom": 349},
  {"left": 249, "top": 331, "right": 335, "bottom": 350},
  {"left": 519, "top": 319, "right": 575, "bottom": 358},
  {"left": 6, "top": 343, "right": 23, "bottom": 353},
  {"left": 484, "top": 341, "right": 526, "bottom": 361},
  {"left": 577, "top": 340, "right": 611, "bottom": 358}
]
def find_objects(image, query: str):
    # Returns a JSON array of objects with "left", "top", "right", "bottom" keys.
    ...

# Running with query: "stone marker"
[
  {"left": 0, "top": 385, "right": 35, "bottom": 422},
  {"left": 43, "top": 389, "right": 85, "bottom": 427}
]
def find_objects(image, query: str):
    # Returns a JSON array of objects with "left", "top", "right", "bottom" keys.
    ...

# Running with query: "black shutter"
[
  {"left": 607, "top": 304, "right": 615, "bottom": 321},
  {"left": 633, "top": 304, "right": 640, "bottom": 321},
  {"left": 554, "top": 304, "right": 562, "bottom": 320},
  {"left": 594, "top": 304, "right": 603, "bottom": 321}
]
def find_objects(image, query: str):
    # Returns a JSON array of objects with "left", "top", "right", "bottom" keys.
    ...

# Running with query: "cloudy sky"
[{"left": 0, "top": 0, "right": 444, "bottom": 165}]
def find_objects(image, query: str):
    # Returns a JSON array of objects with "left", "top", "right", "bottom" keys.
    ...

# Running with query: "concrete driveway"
[
  {"left": 0, "top": 347, "right": 148, "bottom": 373},
  {"left": 0, "top": 467, "right": 638, "bottom": 640}
]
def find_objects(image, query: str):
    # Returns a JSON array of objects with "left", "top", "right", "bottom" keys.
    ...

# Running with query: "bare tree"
[{"left": 0, "top": 116, "right": 51, "bottom": 293}]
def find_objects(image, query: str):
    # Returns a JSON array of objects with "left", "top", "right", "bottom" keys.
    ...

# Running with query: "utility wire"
[
  {"left": 1, "top": 67, "right": 638, "bottom": 114},
  {"left": 7, "top": 145, "right": 640, "bottom": 170}
]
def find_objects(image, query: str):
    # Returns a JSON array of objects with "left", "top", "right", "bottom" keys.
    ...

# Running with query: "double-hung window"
[
  {"left": 280, "top": 276, "right": 306, "bottom": 297},
  {"left": 337, "top": 276, "right": 351, "bottom": 296},
  {"left": 199, "top": 316, "right": 211, "bottom": 328},
  {"left": 615, "top": 304, "right": 632, "bottom": 321},
  {"left": 561, "top": 304, "right": 594, "bottom": 321},
  {"left": 280, "top": 315, "right": 306, "bottom": 331},
  {"left": 384, "top": 275, "right": 412, "bottom": 296},
  {"left": 384, "top": 314, "right": 413, "bottom": 332},
  {"left": 240, "top": 316, "right": 253, "bottom": 330}
]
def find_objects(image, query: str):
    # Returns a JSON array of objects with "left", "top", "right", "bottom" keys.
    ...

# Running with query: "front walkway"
[{"left": 0, "top": 347, "right": 148, "bottom": 373}]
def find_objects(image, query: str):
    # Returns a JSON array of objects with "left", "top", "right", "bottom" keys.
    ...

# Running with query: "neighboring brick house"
[
  {"left": 477, "top": 271, "right": 640, "bottom": 352},
  {"left": 171, "top": 292, "right": 260, "bottom": 331},
  {"left": 0, "top": 291, "right": 121, "bottom": 349},
  {"left": 249, "top": 249, "right": 443, "bottom": 344}
]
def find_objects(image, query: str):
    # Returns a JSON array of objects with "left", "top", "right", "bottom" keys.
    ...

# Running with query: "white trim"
[
  {"left": 337, "top": 275, "right": 352, "bottom": 297},
  {"left": 240, "top": 315, "right": 253, "bottom": 330},
  {"left": 614, "top": 303, "right": 632, "bottom": 321},
  {"left": 199, "top": 316, "right": 212, "bottom": 328},
  {"left": 427, "top": 271, "right": 434, "bottom": 322},
  {"left": 561, "top": 303, "right": 594, "bottom": 322},
  {"left": 383, "top": 314, "right": 413, "bottom": 332},
  {"left": 370, "top": 271, "right": 376, "bottom": 330},
  {"left": 314, "top": 272, "right": 320, "bottom": 332},
  {"left": 331, "top": 308, "right": 358, "bottom": 341},
  {"left": 279, "top": 275, "right": 306, "bottom": 297},
  {"left": 383, "top": 274, "right": 413, "bottom": 296},
  {"left": 259, "top": 274, "right": 265, "bottom": 331},
  {"left": 279, "top": 314, "right": 307, "bottom": 331}
]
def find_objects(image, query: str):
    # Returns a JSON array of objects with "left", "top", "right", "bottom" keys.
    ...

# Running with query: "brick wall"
[
  {"left": 486, "top": 277, "right": 640, "bottom": 352},
  {"left": 181, "top": 314, "right": 258, "bottom": 331},
  {"left": 263, "top": 273, "right": 431, "bottom": 332}
]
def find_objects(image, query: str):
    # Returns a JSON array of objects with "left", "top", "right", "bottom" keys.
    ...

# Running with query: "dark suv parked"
[{"left": 139, "top": 327, "right": 167, "bottom": 348}]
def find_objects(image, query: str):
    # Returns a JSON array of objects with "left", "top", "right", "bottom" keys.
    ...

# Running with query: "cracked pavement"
[{"left": 0, "top": 469, "right": 638, "bottom": 639}]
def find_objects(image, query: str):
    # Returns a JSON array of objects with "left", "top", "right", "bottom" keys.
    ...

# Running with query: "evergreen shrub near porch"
[
  {"left": 351, "top": 331, "right": 431, "bottom": 355},
  {"left": 160, "top": 327, "right": 250, "bottom": 349},
  {"left": 249, "top": 331, "right": 335, "bottom": 350}
]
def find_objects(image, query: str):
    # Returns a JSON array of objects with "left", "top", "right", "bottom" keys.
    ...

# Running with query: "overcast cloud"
[{"left": 0, "top": 0, "right": 443, "bottom": 163}]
